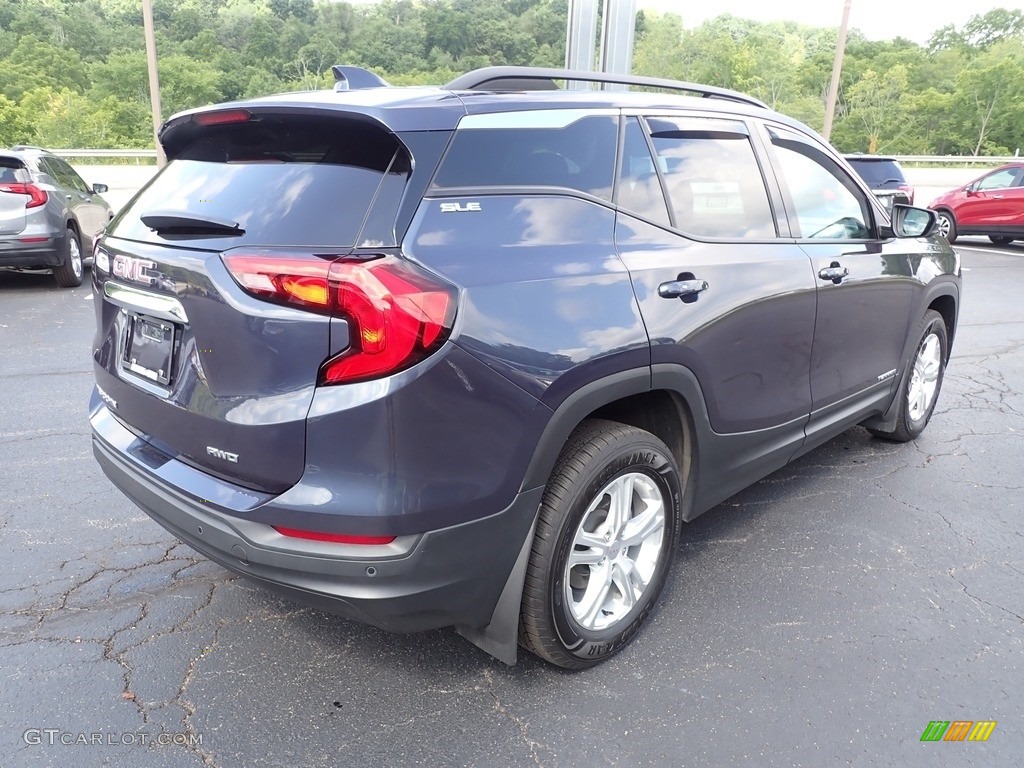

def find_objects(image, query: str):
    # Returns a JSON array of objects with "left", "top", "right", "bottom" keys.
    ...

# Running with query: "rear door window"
[
  {"left": 47, "top": 156, "right": 92, "bottom": 193},
  {"left": 639, "top": 116, "right": 776, "bottom": 239},
  {"left": 111, "top": 115, "right": 410, "bottom": 249},
  {"left": 432, "top": 111, "right": 618, "bottom": 200},
  {"left": 615, "top": 116, "right": 671, "bottom": 226}
]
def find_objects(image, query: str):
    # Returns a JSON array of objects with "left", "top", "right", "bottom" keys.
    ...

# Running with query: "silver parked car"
[{"left": 0, "top": 146, "right": 112, "bottom": 287}]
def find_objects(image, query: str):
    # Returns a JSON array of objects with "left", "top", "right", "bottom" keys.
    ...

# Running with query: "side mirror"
[
  {"left": 891, "top": 204, "right": 936, "bottom": 238},
  {"left": 92, "top": 183, "right": 108, "bottom": 194}
]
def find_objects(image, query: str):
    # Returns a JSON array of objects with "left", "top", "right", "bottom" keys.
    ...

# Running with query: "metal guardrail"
[
  {"left": 53, "top": 149, "right": 158, "bottom": 158},
  {"left": 891, "top": 155, "right": 1018, "bottom": 165}
]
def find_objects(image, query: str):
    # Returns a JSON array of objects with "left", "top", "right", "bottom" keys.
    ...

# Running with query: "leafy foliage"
[{"left": 0, "top": 0, "right": 1020, "bottom": 155}]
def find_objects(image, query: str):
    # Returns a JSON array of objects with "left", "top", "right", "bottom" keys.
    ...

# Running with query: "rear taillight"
[
  {"left": 0, "top": 182, "right": 47, "bottom": 208},
  {"left": 898, "top": 184, "right": 914, "bottom": 204},
  {"left": 222, "top": 253, "right": 457, "bottom": 384}
]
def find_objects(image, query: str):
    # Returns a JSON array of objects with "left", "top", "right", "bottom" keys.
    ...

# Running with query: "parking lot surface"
[{"left": 0, "top": 238, "right": 1021, "bottom": 767}]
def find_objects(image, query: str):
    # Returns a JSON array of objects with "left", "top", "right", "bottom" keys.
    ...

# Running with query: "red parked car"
[{"left": 929, "top": 162, "right": 1024, "bottom": 245}]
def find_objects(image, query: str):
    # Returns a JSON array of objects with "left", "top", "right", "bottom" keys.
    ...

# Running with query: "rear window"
[
  {"left": 845, "top": 158, "right": 905, "bottom": 187},
  {"left": 432, "top": 113, "right": 618, "bottom": 200},
  {"left": 112, "top": 115, "right": 410, "bottom": 249},
  {"left": 0, "top": 157, "right": 25, "bottom": 184}
]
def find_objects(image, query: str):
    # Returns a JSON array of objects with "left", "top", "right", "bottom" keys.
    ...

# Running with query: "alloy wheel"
[{"left": 563, "top": 471, "right": 666, "bottom": 631}]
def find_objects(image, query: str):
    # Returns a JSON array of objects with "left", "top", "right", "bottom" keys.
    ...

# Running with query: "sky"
[{"left": 636, "top": 0, "right": 1024, "bottom": 44}]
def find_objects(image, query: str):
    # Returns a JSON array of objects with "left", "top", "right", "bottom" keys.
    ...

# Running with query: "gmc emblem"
[{"left": 112, "top": 254, "right": 157, "bottom": 284}]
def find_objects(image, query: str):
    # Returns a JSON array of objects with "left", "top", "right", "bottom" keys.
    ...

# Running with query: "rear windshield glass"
[
  {"left": 846, "top": 159, "right": 904, "bottom": 186},
  {"left": 0, "top": 157, "right": 25, "bottom": 184},
  {"left": 111, "top": 115, "right": 409, "bottom": 249},
  {"left": 432, "top": 115, "right": 618, "bottom": 200}
]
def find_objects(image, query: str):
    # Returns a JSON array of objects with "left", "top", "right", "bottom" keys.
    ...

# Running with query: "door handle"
[
  {"left": 818, "top": 262, "right": 849, "bottom": 283},
  {"left": 992, "top": 195, "right": 1004, "bottom": 199},
  {"left": 659, "top": 279, "right": 709, "bottom": 299}
]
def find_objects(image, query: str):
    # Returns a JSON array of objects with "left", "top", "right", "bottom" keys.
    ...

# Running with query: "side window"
[
  {"left": 770, "top": 129, "right": 872, "bottom": 240},
  {"left": 615, "top": 117, "right": 670, "bottom": 226},
  {"left": 41, "top": 157, "right": 85, "bottom": 192},
  {"left": 646, "top": 117, "right": 776, "bottom": 239},
  {"left": 36, "top": 157, "right": 61, "bottom": 185},
  {"left": 432, "top": 112, "right": 618, "bottom": 200},
  {"left": 977, "top": 168, "right": 1018, "bottom": 191},
  {"left": 53, "top": 158, "right": 90, "bottom": 193}
]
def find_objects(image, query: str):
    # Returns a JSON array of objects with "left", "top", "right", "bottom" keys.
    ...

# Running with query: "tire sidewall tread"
[{"left": 518, "top": 419, "right": 683, "bottom": 669}]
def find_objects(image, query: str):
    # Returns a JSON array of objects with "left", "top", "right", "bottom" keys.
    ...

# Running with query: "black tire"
[
  {"left": 935, "top": 210, "right": 957, "bottom": 244},
  {"left": 519, "top": 419, "right": 683, "bottom": 669},
  {"left": 989, "top": 235, "right": 1014, "bottom": 246},
  {"left": 53, "top": 227, "right": 84, "bottom": 288},
  {"left": 868, "top": 310, "right": 948, "bottom": 443}
]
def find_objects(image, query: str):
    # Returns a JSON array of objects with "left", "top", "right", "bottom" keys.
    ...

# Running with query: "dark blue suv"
[{"left": 90, "top": 67, "right": 960, "bottom": 668}]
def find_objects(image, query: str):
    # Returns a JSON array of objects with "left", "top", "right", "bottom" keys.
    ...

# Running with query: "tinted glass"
[
  {"left": 846, "top": 158, "right": 905, "bottom": 187},
  {"left": 647, "top": 117, "right": 775, "bottom": 239},
  {"left": 433, "top": 115, "right": 617, "bottom": 200},
  {"left": 615, "top": 117, "right": 670, "bottom": 226},
  {"left": 771, "top": 131, "right": 871, "bottom": 239},
  {"left": 50, "top": 157, "right": 90, "bottom": 193},
  {"left": 112, "top": 116, "right": 409, "bottom": 249},
  {"left": 37, "top": 157, "right": 71, "bottom": 188}
]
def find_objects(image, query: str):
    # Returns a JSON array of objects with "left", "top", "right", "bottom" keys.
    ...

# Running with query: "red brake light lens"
[
  {"left": 194, "top": 109, "right": 253, "bottom": 126},
  {"left": 221, "top": 253, "right": 457, "bottom": 384},
  {"left": 272, "top": 526, "right": 396, "bottom": 545},
  {"left": 0, "top": 182, "right": 47, "bottom": 208}
]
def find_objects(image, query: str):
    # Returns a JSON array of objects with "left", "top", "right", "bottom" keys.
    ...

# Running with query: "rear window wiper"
[{"left": 141, "top": 211, "right": 245, "bottom": 236}]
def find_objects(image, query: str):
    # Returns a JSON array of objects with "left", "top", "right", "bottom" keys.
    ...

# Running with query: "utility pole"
[
  {"left": 142, "top": 0, "right": 166, "bottom": 167},
  {"left": 822, "top": 0, "right": 852, "bottom": 141}
]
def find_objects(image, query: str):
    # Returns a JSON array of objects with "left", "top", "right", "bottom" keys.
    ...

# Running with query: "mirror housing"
[
  {"left": 891, "top": 204, "right": 937, "bottom": 239},
  {"left": 92, "top": 183, "right": 108, "bottom": 194}
]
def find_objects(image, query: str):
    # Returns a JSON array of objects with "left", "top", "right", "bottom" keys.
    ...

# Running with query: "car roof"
[{"left": 165, "top": 83, "right": 817, "bottom": 145}]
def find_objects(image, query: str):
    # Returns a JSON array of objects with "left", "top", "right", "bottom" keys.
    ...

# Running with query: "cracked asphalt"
[{"left": 1, "top": 238, "right": 1021, "bottom": 768}]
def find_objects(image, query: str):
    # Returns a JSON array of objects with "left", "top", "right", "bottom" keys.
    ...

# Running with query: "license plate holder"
[{"left": 123, "top": 314, "right": 176, "bottom": 386}]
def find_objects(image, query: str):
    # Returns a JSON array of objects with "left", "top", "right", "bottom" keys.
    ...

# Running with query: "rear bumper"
[
  {"left": 0, "top": 236, "right": 62, "bottom": 268},
  {"left": 91, "top": 404, "right": 541, "bottom": 633}
]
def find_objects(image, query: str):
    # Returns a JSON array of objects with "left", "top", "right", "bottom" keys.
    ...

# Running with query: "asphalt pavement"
[{"left": 0, "top": 238, "right": 1022, "bottom": 767}]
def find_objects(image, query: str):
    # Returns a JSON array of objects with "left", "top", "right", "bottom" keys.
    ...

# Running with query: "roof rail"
[
  {"left": 443, "top": 67, "right": 768, "bottom": 109},
  {"left": 330, "top": 65, "right": 390, "bottom": 92}
]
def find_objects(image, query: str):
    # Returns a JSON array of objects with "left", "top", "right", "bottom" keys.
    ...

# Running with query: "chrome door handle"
[
  {"left": 659, "top": 279, "right": 709, "bottom": 299},
  {"left": 818, "top": 263, "right": 849, "bottom": 283}
]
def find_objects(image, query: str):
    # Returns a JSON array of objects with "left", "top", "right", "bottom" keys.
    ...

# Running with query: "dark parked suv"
[
  {"left": 843, "top": 154, "right": 915, "bottom": 212},
  {"left": 90, "top": 67, "right": 960, "bottom": 668}
]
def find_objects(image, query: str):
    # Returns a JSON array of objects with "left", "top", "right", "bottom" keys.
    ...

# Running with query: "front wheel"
[
  {"left": 518, "top": 420, "right": 683, "bottom": 669},
  {"left": 989, "top": 235, "right": 1014, "bottom": 246},
  {"left": 869, "top": 310, "right": 948, "bottom": 443},
  {"left": 935, "top": 211, "right": 957, "bottom": 244}
]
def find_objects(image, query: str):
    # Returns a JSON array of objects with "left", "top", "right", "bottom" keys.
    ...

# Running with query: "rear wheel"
[
  {"left": 989, "top": 235, "right": 1014, "bottom": 246},
  {"left": 935, "top": 211, "right": 957, "bottom": 244},
  {"left": 53, "top": 227, "right": 83, "bottom": 288},
  {"left": 519, "top": 419, "right": 683, "bottom": 669},
  {"left": 869, "top": 310, "right": 947, "bottom": 443}
]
